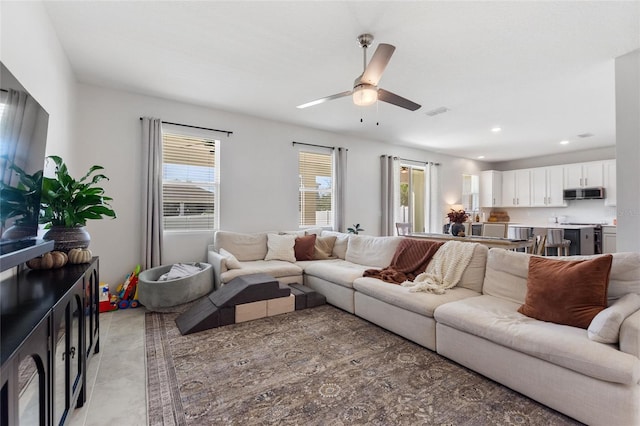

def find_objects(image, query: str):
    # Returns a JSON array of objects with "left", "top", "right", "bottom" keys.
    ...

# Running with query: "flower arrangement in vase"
[{"left": 447, "top": 208, "right": 469, "bottom": 236}]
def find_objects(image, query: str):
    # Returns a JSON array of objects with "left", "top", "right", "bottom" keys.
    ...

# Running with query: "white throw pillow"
[
  {"left": 219, "top": 248, "right": 241, "bottom": 270},
  {"left": 264, "top": 233, "right": 296, "bottom": 262},
  {"left": 587, "top": 293, "right": 640, "bottom": 344}
]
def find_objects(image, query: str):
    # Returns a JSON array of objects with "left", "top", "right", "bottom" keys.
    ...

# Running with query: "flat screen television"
[{"left": 0, "top": 61, "right": 52, "bottom": 271}]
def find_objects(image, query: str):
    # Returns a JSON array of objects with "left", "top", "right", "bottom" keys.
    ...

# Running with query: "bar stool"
[{"left": 545, "top": 228, "right": 571, "bottom": 256}]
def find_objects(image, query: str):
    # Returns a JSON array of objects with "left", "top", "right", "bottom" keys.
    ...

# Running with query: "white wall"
[
  {"left": 0, "top": 1, "right": 77, "bottom": 162},
  {"left": 615, "top": 49, "right": 640, "bottom": 252},
  {"left": 75, "top": 83, "right": 484, "bottom": 285}
]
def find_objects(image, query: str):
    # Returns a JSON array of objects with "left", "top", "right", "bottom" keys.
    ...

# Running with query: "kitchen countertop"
[{"left": 508, "top": 223, "right": 602, "bottom": 229}]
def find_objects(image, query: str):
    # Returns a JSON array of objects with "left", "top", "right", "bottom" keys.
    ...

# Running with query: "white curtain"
[
  {"left": 380, "top": 155, "right": 401, "bottom": 236},
  {"left": 333, "top": 147, "right": 347, "bottom": 232},
  {"left": 0, "top": 89, "right": 37, "bottom": 185},
  {"left": 141, "top": 117, "right": 163, "bottom": 269},
  {"left": 426, "top": 162, "right": 442, "bottom": 233}
]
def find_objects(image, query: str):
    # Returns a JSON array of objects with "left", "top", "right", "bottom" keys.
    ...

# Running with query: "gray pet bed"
[{"left": 138, "top": 262, "right": 213, "bottom": 311}]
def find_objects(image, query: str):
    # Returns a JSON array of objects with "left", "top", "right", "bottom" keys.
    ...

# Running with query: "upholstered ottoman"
[{"left": 138, "top": 262, "right": 213, "bottom": 311}]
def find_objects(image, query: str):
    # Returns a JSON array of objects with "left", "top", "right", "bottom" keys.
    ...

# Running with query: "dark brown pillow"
[
  {"left": 313, "top": 235, "right": 337, "bottom": 260},
  {"left": 518, "top": 255, "right": 613, "bottom": 329},
  {"left": 294, "top": 234, "right": 316, "bottom": 261}
]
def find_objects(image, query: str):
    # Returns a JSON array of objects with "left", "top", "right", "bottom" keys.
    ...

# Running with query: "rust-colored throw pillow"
[
  {"left": 518, "top": 255, "right": 613, "bottom": 329},
  {"left": 294, "top": 234, "right": 317, "bottom": 261}
]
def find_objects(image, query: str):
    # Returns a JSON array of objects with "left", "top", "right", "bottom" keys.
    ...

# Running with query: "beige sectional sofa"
[{"left": 207, "top": 229, "right": 640, "bottom": 426}]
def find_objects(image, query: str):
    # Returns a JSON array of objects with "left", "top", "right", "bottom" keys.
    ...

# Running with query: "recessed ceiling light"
[
  {"left": 560, "top": 140, "right": 570, "bottom": 145},
  {"left": 491, "top": 127, "right": 501, "bottom": 132},
  {"left": 477, "top": 156, "right": 485, "bottom": 159}
]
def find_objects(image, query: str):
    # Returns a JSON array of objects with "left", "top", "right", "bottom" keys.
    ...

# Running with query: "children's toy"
[
  {"left": 110, "top": 265, "right": 142, "bottom": 310},
  {"left": 99, "top": 283, "right": 118, "bottom": 313}
]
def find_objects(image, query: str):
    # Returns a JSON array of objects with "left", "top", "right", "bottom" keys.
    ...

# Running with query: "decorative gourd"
[
  {"left": 50, "top": 251, "right": 68, "bottom": 268},
  {"left": 68, "top": 248, "right": 92, "bottom": 264},
  {"left": 25, "top": 251, "right": 68, "bottom": 269}
]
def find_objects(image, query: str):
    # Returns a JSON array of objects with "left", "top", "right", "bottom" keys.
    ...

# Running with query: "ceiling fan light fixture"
[{"left": 352, "top": 84, "right": 378, "bottom": 106}]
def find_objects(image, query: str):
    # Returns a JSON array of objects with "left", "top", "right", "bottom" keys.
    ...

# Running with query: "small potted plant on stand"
[
  {"left": 447, "top": 208, "right": 469, "bottom": 237},
  {"left": 39, "top": 155, "right": 116, "bottom": 252}
]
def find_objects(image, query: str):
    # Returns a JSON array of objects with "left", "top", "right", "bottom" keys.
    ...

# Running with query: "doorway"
[{"left": 400, "top": 165, "right": 426, "bottom": 233}]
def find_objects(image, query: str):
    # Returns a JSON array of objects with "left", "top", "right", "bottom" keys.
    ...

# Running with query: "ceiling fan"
[{"left": 297, "top": 34, "right": 421, "bottom": 111}]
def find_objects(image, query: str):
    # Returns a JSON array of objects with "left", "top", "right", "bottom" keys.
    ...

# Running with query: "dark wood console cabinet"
[{"left": 1, "top": 258, "right": 99, "bottom": 426}]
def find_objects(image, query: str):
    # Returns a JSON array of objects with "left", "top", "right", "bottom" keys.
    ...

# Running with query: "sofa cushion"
[
  {"left": 313, "top": 235, "right": 337, "bottom": 260},
  {"left": 518, "top": 255, "right": 612, "bottom": 329},
  {"left": 482, "top": 249, "right": 529, "bottom": 304},
  {"left": 214, "top": 231, "right": 268, "bottom": 262},
  {"left": 354, "top": 277, "right": 480, "bottom": 317},
  {"left": 264, "top": 233, "right": 296, "bottom": 262},
  {"left": 457, "top": 244, "right": 489, "bottom": 293},
  {"left": 345, "top": 235, "right": 403, "bottom": 268},
  {"left": 588, "top": 293, "right": 640, "bottom": 344},
  {"left": 303, "top": 259, "right": 374, "bottom": 289},
  {"left": 321, "top": 230, "right": 349, "bottom": 259},
  {"left": 294, "top": 234, "right": 316, "bottom": 261},
  {"left": 220, "top": 260, "right": 302, "bottom": 284},
  {"left": 484, "top": 250, "right": 640, "bottom": 305},
  {"left": 434, "top": 295, "right": 640, "bottom": 385},
  {"left": 219, "top": 248, "right": 241, "bottom": 270}
]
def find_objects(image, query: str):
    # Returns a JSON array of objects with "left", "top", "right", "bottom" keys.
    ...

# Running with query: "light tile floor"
[{"left": 69, "top": 308, "right": 147, "bottom": 426}]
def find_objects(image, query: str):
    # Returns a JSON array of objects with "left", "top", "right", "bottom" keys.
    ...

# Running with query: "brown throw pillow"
[
  {"left": 518, "top": 255, "right": 613, "bottom": 329},
  {"left": 313, "top": 235, "right": 337, "bottom": 260},
  {"left": 294, "top": 234, "right": 316, "bottom": 261}
]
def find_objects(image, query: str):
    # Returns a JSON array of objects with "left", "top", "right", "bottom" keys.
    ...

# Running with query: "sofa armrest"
[
  {"left": 620, "top": 309, "right": 640, "bottom": 358},
  {"left": 207, "top": 245, "right": 226, "bottom": 290}
]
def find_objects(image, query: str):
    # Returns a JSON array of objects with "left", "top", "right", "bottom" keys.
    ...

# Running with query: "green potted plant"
[
  {"left": 347, "top": 223, "right": 364, "bottom": 234},
  {"left": 0, "top": 160, "right": 43, "bottom": 240},
  {"left": 39, "top": 155, "right": 116, "bottom": 251}
]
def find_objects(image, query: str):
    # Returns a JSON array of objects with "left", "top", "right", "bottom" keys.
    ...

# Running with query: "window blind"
[
  {"left": 162, "top": 132, "right": 218, "bottom": 231},
  {"left": 298, "top": 150, "right": 333, "bottom": 228}
]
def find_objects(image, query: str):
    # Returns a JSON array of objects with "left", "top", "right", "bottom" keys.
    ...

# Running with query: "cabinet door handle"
[
  {"left": 513, "top": 198, "right": 516, "bottom": 205},
  {"left": 585, "top": 177, "right": 588, "bottom": 186}
]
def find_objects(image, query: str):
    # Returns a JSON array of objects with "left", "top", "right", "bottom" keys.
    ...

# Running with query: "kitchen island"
[
  {"left": 409, "top": 233, "right": 533, "bottom": 251},
  {"left": 507, "top": 224, "right": 598, "bottom": 255}
]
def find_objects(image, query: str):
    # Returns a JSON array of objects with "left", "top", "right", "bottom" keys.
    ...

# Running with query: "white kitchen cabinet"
[
  {"left": 502, "top": 169, "right": 531, "bottom": 207},
  {"left": 603, "top": 226, "right": 617, "bottom": 253},
  {"left": 564, "top": 161, "right": 604, "bottom": 188},
  {"left": 480, "top": 170, "right": 502, "bottom": 208},
  {"left": 603, "top": 160, "right": 616, "bottom": 207},
  {"left": 531, "top": 166, "right": 566, "bottom": 207}
]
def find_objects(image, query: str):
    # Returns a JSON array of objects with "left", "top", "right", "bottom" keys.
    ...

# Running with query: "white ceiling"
[{"left": 43, "top": 1, "right": 639, "bottom": 162}]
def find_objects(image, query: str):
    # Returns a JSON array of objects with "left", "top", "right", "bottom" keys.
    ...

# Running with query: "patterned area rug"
[{"left": 145, "top": 305, "right": 582, "bottom": 425}]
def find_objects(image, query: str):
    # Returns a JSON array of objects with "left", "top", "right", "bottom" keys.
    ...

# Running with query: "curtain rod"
[
  {"left": 292, "top": 141, "right": 349, "bottom": 151},
  {"left": 397, "top": 156, "right": 441, "bottom": 166},
  {"left": 139, "top": 117, "right": 233, "bottom": 137}
]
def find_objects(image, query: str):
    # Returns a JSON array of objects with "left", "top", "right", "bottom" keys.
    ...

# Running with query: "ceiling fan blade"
[
  {"left": 361, "top": 43, "right": 395, "bottom": 86},
  {"left": 296, "top": 91, "right": 352, "bottom": 109},
  {"left": 378, "top": 88, "right": 421, "bottom": 111}
]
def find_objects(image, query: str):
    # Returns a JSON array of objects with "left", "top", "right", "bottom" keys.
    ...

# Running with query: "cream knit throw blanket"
[{"left": 401, "top": 241, "right": 478, "bottom": 294}]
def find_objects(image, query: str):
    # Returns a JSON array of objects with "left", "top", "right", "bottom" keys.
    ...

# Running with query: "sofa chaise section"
[{"left": 434, "top": 249, "right": 640, "bottom": 426}]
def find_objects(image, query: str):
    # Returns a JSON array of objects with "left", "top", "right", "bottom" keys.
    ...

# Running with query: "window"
[
  {"left": 400, "top": 163, "right": 426, "bottom": 233},
  {"left": 298, "top": 149, "right": 333, "bottom": 228},
  {"left": 162, "top": 128, "right": 219, "bottom": 231}
]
